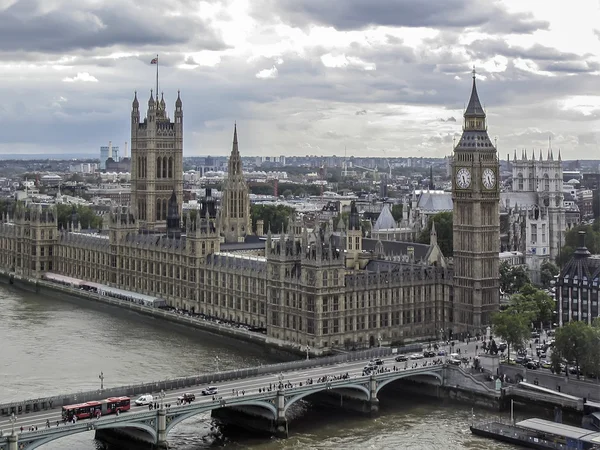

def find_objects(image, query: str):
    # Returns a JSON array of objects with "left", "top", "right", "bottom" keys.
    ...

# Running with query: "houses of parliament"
[{"left": 0, "top": 77, "right": 500, "bottom": 351}]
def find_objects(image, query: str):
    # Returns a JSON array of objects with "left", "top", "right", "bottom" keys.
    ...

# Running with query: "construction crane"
[
  {"left": 354, "top": 165, "right": 380, "bottom": 182},
  {"left": 381, "top": 149, "right": 392, "bottom": 178}
]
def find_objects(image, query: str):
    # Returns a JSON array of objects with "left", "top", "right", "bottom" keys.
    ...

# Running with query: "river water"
[{"left": 0, "top": 284, "right": 522, "bottom": 449}]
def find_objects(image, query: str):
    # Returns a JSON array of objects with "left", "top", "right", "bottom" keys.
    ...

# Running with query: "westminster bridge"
[{"left": 0, "top": 349, "right": 499, "bottom": 450}]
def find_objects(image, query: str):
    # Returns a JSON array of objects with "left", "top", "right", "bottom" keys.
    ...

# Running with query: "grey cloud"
[
  {"left": 439, "top": 117, "right": 456, "bottom": 122},
  {"left": 578, "top": 133, "right": 598, "bottom": 146},
  {"left": 0, "top": 0, "right": 225, "bottom": 53},
  {"left": 254, "top": 0, "right": 548, "bottom": 33},
  {"left": 468, "top": 39, "right": 580, "bottom": 61},
  {"left": 355, "top": 109, "right": 367, "bottom": 115},
  {"left": 537, "top": 60, "right": 600, "bottom": 73}
]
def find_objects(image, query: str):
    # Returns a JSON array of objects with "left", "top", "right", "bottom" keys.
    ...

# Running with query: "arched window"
[
  {"left": 156, "top": 157, "right": 162, "bottom": 178},
  {"left": 162, "top": 199, "right": 167, "bottom": 220},
  {"left": 156, "top": 199, "right": 161, "bottom": 221},
  {"left": 162, "top": 157, "right": 167, "bottom": 179},
  {"left": 544, "top": 173, "right": 550, "bottom": 192},
  {"left": 168, "top": 157, "right": 173, "bottom": 179}
]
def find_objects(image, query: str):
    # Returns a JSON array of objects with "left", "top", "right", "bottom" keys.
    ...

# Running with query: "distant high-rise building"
[{"left": 100, "top": 146, "right": 109, "bottom": 170}]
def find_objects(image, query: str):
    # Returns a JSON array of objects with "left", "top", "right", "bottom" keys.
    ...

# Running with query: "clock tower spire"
[{"left": 451, "top": 68, "right": 500, "bottom": 335}]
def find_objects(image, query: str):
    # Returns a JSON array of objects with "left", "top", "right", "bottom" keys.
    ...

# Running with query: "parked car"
[
  {"left": 202, "top": 386, "right": 218, "bottom": 396},
  {"left": 134, "top": 394, "right": 154, "bottom": 406},
  {"left": 178, "top": 393, "right": 196, "bottom": 403}
]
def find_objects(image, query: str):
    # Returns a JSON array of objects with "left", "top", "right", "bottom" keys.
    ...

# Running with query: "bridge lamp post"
[
  {"left": 215, "top": 356, "right": 221, "bottom": 373},
  {"left": 159, "top": 390, "right": 165, "bottom": 410},
  {"left": 305, "top": 345, "right": 310, "bottom": 360},
  {"left": 9, "top": 413, "right": 16, "bottom": 436},
  {"left": 99, "top": 371, "right": 104, "bottom": 391}
]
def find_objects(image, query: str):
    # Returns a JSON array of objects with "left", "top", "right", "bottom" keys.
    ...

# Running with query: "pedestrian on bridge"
[{"left": 46, "top": 419, "right": 50, "bottom": 428}]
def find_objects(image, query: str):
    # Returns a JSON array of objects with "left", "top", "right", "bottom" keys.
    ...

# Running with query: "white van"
[{"left": 134, "top": 394, "right": 154, "bottom": 406}]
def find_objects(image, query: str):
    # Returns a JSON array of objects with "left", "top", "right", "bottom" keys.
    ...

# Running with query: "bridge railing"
[{"left": 0, "top": 345, "right": 419, "bottom": 416}]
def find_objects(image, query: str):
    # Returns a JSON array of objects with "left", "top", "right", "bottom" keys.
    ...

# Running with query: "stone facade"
[
  {"left": 0, "top": 83, "right": 511, "bottom": 350},
  {"left": 130, "top": 91, "right": 183, "bottom": 231},
  {"left": 451, "top": 70, "right": 501, "bottom": 332}
]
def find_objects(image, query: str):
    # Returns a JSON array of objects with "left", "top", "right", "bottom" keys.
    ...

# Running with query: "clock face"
[
  {"left": 482, "top": 168, "right": 496, "bottom": 189},
  {"left": 455, "top": 167, "right": 472, "bottom": 189}
]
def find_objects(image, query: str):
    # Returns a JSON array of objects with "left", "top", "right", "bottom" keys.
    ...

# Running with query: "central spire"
[{"left": 465, "top": 67, "right": 485, "bottom": 118}]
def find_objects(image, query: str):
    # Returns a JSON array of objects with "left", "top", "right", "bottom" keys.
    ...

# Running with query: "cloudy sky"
[{"left": 2, "top": 0, "right": 600, "bottom": 159}]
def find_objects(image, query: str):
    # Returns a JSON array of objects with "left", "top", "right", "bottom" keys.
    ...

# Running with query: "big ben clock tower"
[{"left": 451, "top": 69, "right": 500, "bottom": 335}]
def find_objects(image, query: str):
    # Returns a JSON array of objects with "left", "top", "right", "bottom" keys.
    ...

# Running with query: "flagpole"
[{"left": 156, "top": 54, "right": 159, "bottom": 101}]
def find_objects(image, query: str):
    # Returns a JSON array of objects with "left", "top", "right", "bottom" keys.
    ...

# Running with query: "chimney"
[
  {"left": 124, "top": 141, "right": 128, "bottom": 158},
  {"left": 108, "top": 140, "right": 113, "bottom": 160},
  {"left": 574, "top": 230, "right": 591, "bottom": 259}
]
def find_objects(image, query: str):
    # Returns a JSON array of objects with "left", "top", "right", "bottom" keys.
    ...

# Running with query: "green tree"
[
  {"left": 492, "top": 309, "right": 530, "bottom": 360},
  {"left": 417, "top": 211, "right": 453, "bottom": 256},
  {"left": 554, "top": 321, "right": 592, "bottom": 379},
  {"left": 55, "top": 204, "right": 103, "bottom": 230},
  {"left": 540, "top": 260, "right": 560, "bottom": 289},
  {"left": 250, "top": 204, "right": 295, "bottom": 234},
  {"left": 282, "top": 189, "right": 293, "bottom": 199},
  {"left": 510, "top": 284, "right": 555, "bottom": 326},
  {"left": 391, "top": 204, "right": 403, "bottom": 222},
  {"left": 558, "top": 224, "right": 600, "bottom": 266},
  {"left": 500, "top": 261, "right": 531, "bottom": 295}
]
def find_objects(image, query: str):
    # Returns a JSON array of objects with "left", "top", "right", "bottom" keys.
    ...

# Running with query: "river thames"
[{"left": 0, "top": 284, "right": 522, "bottom": 449}]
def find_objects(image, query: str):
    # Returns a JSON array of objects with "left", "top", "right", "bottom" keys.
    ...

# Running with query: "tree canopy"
[
  {"left": 492, "top": 309, "right": 530, "bottom": 360},
  {"left": 558, "top": 222, "right": 600, "bottom": 266},
  {"left": 553, "top": 321, "right": 596, "bottom": 379},
  {"left": 500, "top": 261, "right": 530, "bottom": 295},
  {"left": 250, "top": 204, "right": 295, "bottom": 234},
  {"left": 55, "top": 204, "right": 103, "bottom": 230},
  {"left": 540, "top": 260, "right": 559, "bottom": 289},
  {"left": 493, "top": 284, "right": 555, "bottom": 359},
  {"left": 417, "top": 211, "right": 453, "bottom": 256}
]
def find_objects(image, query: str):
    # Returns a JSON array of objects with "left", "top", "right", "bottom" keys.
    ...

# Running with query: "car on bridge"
[
  {"left": 134, "top": 394, "right": 154, "bottom": 406},
  {"left": 202, "top": 386, "right": 218, "bottom": 396},
  {"left": 395, "top": 354, "right": 408, "bottom": 362},
  {"left": 178, "top": 393, "right": 196, "bottom": 403}
]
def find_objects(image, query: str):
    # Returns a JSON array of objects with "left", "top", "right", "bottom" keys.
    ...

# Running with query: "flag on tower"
[{"left": 151, "top": 57, "right": 158, "bottom": 64}]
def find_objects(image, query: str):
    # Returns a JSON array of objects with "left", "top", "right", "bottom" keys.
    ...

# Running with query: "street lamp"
[
  {"left": 214, "top": 356, "right": 220, "bottom": 373},
  {"left": 99, "top": 371, "right": 104, "bottom": 391},
  {"left": 9, "top": 413, "right": 16, "bottom": 435},
  {"left": 159, "top": 390, "right": 165, "bottom": 410},
  {"left": 305, "top": 345, "right": 310, "bottom": 360}
]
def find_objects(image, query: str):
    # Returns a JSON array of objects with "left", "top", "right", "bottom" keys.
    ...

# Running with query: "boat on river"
[{"left": 471, "top": 418, "right": 600, "bottom": 449}]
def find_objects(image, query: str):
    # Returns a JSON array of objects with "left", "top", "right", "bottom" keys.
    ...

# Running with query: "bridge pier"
[
  {"left": 275, "top": 390, "right": 288, "bottom": 438},
  {"left": 7, "top": 433, "right": 17, "bottom": 450},
  {"left": 368, "top": 377, "right": 379, "bottom": 417},
  {"left": 156, "top": 408, "right": 168, "bottom": 449}
]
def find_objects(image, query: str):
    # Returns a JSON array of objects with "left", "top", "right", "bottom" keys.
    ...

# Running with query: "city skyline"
[{"left": 1, "top": 0, "right": 600, "bottom": 158}]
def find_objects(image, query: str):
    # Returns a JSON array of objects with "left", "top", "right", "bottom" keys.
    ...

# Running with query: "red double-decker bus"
[{"left": 62, "top": 396, "right": 130, "bottom": 420}]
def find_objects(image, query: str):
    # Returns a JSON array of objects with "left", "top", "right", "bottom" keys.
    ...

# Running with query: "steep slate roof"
[
  {"left": 559, "top": 232, "right": 600, "bottom": 283},
  {"left": 417, "top": 191, "right": 453, "bottom": 212},
  {"left": 362, "top": 238, "right": 431, "bottom": 261},
  {"left": 373, "top": 204, "right": 397, "bottom": 231}
]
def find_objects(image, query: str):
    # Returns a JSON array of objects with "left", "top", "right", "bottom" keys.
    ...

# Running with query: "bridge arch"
[
  {"left": 18, "top": 421, "right": 157, "bottom": 450},
  {"left": 283, "top": 384, "right": 370, "bottom": 414},
  {"left": 165, "top": 400, "right": 277, "bottom": 435},
  {"left": 376, "top": 371, "right": 443, "bottom": 395}
]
